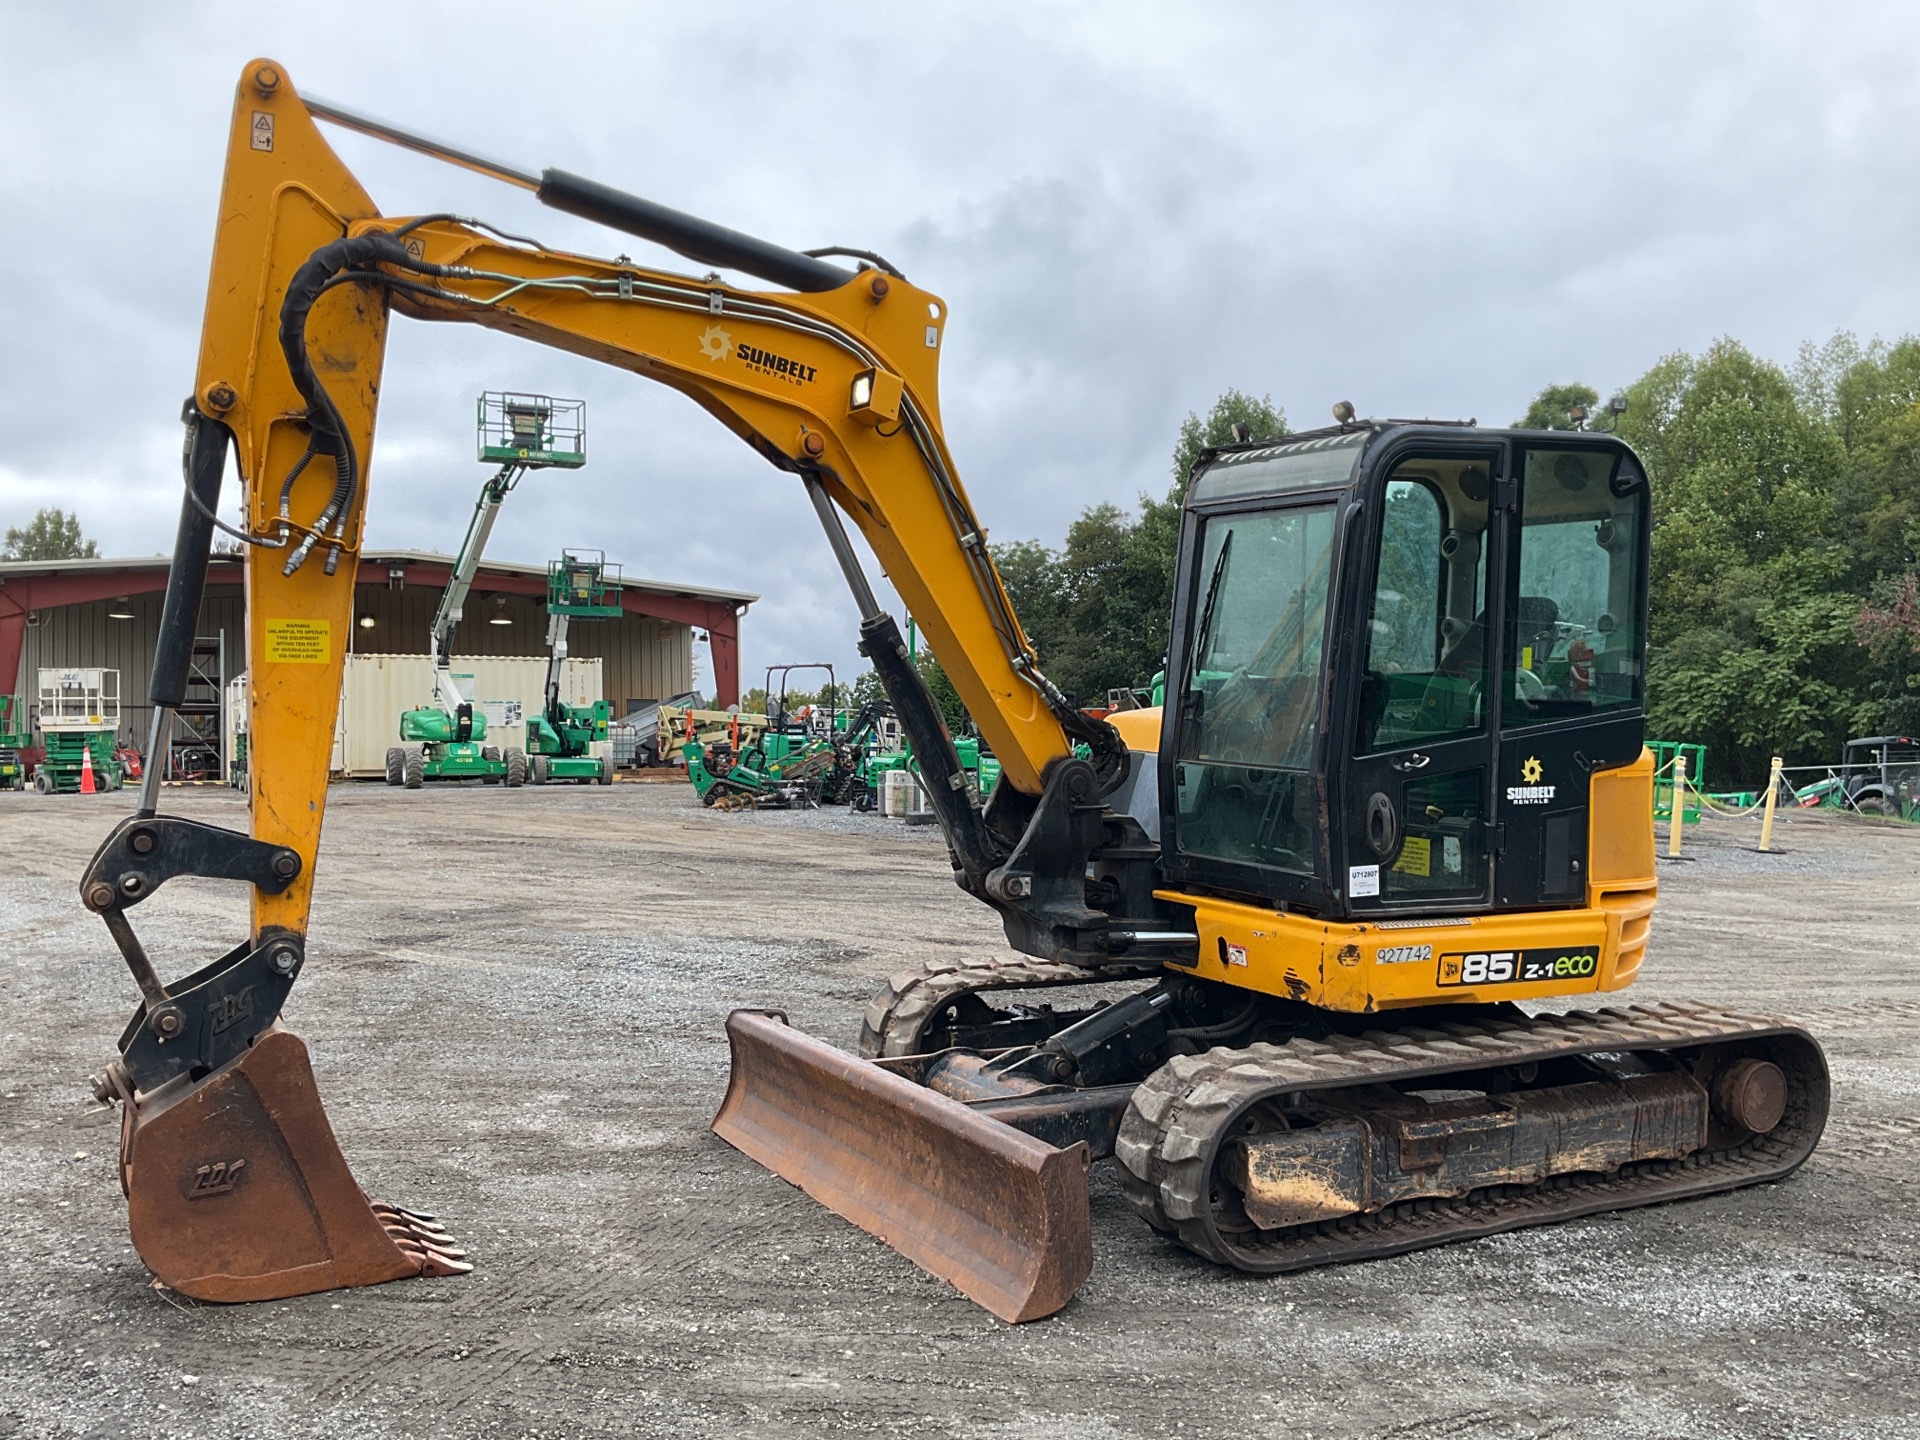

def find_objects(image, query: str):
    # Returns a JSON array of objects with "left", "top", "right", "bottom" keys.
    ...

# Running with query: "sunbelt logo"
[{"left": 1505, "top": 755, "right": 1555, "bottom": 806}]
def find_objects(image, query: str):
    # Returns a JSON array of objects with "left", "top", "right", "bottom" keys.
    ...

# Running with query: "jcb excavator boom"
[{"left": 84, "top": 59, "right": 1148, "bottom": 1309}]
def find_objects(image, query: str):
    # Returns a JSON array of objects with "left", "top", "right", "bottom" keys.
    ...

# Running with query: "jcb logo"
[
  {"left": 1438, "top": 951, "right": 1517, "bottom": 986},
  {"left": 207, "top": 987, "right": 254, "bottom": 1035},
  {"left": 189, "top": 1159, "right": 247, "bottom": 1199}
]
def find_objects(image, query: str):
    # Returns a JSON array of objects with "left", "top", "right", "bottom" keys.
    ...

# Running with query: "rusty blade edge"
[{"left": 711, "top": 1008, "right": 1093, "bottom": 1324}]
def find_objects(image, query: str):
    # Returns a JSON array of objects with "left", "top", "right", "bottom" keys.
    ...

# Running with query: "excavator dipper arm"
[{"left": 85, "top": 59, "right": 1140, "bottom": 1312}]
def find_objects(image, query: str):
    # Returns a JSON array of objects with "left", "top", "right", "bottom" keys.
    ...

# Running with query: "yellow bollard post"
[
  {"left": 1666, "top": 753, "right": 1687, "bottom": 857},
  {"left": 1758, "top": 754, "right": 1784, "bottom": 852}
]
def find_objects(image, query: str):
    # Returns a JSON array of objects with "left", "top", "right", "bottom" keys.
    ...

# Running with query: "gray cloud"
[{"left": 7, "top": 2, "right": 1920, "bottom": 690}]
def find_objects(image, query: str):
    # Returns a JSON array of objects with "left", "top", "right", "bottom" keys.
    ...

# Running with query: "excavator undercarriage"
[{"left": 718, "top": 959, "right": 1827, "bottom": 1318}]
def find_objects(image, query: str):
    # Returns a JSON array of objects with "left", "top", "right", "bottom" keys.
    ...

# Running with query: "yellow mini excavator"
[{"left": 84, "top": 61, "right": 1828, "bottom": 1320}]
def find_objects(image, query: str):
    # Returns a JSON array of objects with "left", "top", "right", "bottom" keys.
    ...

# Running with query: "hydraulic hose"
[{"left": 275, "top": 232, "right": 416, "bottom": 574}]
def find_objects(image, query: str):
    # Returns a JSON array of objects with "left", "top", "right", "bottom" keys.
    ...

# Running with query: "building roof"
[{"left": 0, "top": 551, "right": 757, "bottom": 609}]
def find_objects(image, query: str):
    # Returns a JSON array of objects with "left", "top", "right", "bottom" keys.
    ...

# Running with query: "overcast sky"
[{"left": 6, "top": 3, "right": 1920, "bottom": 694}]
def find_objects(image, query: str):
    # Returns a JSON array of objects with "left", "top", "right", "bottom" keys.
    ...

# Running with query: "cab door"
[
  {"left": 1342, "top": 445, "right": 1504, "bottom": 913},
  {"left": 1491, "top": 443, "right": 1651, "bottom": 906}
]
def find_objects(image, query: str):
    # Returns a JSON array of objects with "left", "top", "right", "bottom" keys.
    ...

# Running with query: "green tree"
[
  {"left": 1514, "top": 383, "right": 1602, "bottom": 431},
  {"left": 982, "top": 389, "right": 1290, "bottom": 707},
  {"left": 3, "top": 508, "right": 98, "bottom": 560},
  {"left": 1605, "top": 339, "right": 1875, "bottom": 779},
  {"left": 915, "top": 649, "right": 969, "bottom": 734},
  {"left": 847, "top": 668, "right": 890, "bottom": 713},
  {"left": 1853, "top": 572, "right": 1920, "bottom": 732},
  {"left": 1169, "top": 389, "right": 1289, "bottom": 500}
]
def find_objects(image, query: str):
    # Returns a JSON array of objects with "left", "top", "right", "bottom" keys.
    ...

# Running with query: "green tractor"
[
  {"left": 852, "top": 730, "right": 1000, "bottom": 813},
  {"left": 389, "top": 392, "right": 585, "bottom": 790},
  {"left": 526, "top": 550, "right": 618, "bottom": 785},
  {"left": 685, "top": 664, "right": 856, "bottom": 807}
]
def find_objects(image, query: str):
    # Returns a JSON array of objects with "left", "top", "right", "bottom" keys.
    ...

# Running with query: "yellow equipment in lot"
[
  {"left": 656, "top": 703, "right": 769, "bottom": 762},
  {"left": 81, "top": 60, "right": 1827, "bottom": 1319}
]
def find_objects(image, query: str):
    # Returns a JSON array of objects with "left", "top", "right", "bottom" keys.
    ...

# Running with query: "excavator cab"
[{"left": 1164, "top": 424, "right": 1651, "bottom": 920}]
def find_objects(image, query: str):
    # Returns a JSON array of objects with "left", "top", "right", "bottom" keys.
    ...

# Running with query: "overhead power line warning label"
[{"left": 264, "top": 618, "right": 330, "bottom": 664}]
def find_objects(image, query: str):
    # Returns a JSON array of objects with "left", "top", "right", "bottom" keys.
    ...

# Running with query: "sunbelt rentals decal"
[
  {"left": 1505, "top": 754, "right": 1555, "bottom": 806},
  {"left": 698, "top": 324, "right": 818, "bottom": 385}
]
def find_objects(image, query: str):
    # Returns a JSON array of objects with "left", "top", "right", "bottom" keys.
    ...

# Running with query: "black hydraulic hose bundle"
[{"left": 274, "top": 231, "right": 419, "bottom": 575}]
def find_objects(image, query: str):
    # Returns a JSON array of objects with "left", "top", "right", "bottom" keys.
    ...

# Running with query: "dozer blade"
[
  {"left": 120, "top": 1026, "right": 469, "bottom": 1302},
  {"left": 713, "top": 1009, "right": 1092, "bottom": 1323}
]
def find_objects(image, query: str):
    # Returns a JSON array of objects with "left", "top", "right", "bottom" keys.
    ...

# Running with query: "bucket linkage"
[{"left": 83, "top": 812, "right": 466, "bottom": 1301}]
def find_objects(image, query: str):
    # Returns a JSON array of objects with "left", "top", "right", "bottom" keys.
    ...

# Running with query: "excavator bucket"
[
  {"left": 712, "top": 1009, "right": 1092, "bottom": 1323},
  {"left": 116, "top": 1026, "right": 469, "bottom": 1302}
]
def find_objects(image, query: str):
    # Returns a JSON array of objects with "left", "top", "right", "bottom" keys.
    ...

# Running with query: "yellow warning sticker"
[
  {"left": 1393, "top": 835, "right": 1432, "bottom": 877},
  {"left": 264, "top": 618, "right": 330, "bottom": 664}
]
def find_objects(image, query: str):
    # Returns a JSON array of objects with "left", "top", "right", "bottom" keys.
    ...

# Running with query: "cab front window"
[{"left": 1174, "top": 503, "right": 1337, "bottom": 872}]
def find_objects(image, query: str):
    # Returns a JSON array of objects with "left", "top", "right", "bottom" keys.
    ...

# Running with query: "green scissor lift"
[
  {"left": 526, "top": 550, "right": 619, "bottom": 784},
  {"left": 31, "top": 668, "right": 124, "bottom": 794},
  {"left": 390, "top": 392, "right": 586, "bottom": 789}
]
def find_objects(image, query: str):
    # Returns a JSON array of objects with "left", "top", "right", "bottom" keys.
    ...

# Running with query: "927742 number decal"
[{"left": 1436, "top": 948, "right": 1600, "bottom": 987}]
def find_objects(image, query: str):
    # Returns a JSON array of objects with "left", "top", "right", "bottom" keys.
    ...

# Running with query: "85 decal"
[{"left": 1437, "top": 948, "right": 1600, "bottom": 986}]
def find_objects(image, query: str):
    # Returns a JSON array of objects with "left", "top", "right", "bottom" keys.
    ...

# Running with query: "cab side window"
[
  {"left": 1356, "top": 462, "right": 1492, "bottom": 754},
  {"left": 1502, "top": 449, "right": 1647, "bottom": 728}
]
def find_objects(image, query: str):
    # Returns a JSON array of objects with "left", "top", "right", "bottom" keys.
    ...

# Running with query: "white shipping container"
[{"left": 332, "top": 653, "right": 603, "bottom": 779}]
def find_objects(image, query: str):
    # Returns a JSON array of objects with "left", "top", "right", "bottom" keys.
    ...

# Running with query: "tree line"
[
  {"left": 17, "top": 334, "right": 1920, "bottom": 790},
  {"left": 891, "top": 338, "right": 1920, "bottom": 787}
]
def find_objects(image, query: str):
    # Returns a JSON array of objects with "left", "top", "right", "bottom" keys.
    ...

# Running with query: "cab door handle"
[{"left": 1392, "top": 753, "right": 1431, "bottom": 772}]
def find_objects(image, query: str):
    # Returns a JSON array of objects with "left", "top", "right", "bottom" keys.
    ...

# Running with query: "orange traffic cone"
[{"left": 79, "top": 743, "right": 97, "bottom": 794}]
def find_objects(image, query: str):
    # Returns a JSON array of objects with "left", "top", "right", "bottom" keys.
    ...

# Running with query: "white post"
[{"left": 1667, "top": 753, "right": 1688, "bottom": 858}]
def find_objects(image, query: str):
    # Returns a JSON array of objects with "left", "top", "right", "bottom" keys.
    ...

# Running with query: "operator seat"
[{"left": 1511, "top": 596, "right": 1560, "bottom": 670}]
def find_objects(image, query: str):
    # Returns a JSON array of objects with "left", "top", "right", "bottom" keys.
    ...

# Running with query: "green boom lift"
[
  {"left": 526, "top": 549, "right": 619, "bottom": 785},
  {"left": 387, "top": 392, "right": 586, "bottom": 789}
]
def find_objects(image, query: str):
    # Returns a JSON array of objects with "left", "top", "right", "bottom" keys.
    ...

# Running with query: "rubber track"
[
  {"left": 859, "top": 955, "right": 1163, "bottom": 1059},
  {"left": 1113, "top": 1001, "right": 1829, "bottom": 1272}
]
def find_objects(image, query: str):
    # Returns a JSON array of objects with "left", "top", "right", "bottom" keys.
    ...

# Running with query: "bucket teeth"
[
  {"left": 120, "top": 1028, "right": 478, "bottom": 1301},
  {"left": 378, "top": 1203, "right": 440, "bottom": 1225},
  {"left": 371, "top": 1201, "right": 451, "bottom": 1239},
  {"left": 372, "top": 1201, "right": 473, "bottom": 1275}
]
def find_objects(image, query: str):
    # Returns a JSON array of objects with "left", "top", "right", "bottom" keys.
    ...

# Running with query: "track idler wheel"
[
  {"left": 117, "top": 1026, "right": 469, "bottom": 1301},
  {"left": 1712, "top": 1058, "right": 1788, "bottom": 1135}
]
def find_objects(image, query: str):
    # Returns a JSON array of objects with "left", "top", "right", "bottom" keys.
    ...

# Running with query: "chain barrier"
[{"left": 1655, "top": 753, "right": 1910, "bottom": 824}]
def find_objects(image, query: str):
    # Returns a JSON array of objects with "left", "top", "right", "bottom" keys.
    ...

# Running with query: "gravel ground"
[{"left": 1, "top": 783, "right": 1916, "bottom": 1440}]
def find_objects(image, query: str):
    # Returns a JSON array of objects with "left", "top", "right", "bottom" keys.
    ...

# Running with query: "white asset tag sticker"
[{"left": 1349, "top": 864, "right": 1381, "bottom": 898}]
